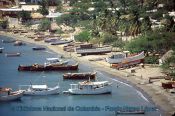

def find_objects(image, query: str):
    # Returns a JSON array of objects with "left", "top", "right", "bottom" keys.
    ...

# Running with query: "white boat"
[
  {"left": 0, "top": 88, "right": 23, "bottom": 101},
  {"left": 44, "top": 57, "right": 69, "bottom": 66},
  {"left": 5, "top": 52, "right": 21, "bottom": 57},
  {"left": 19, "top": 84, "right": 60, "bottom": 96},
  {"left": 106, "top": 51, "right": 145, "bottom": 64},
  {"left": 68, "top": 81, "right": 112, "bottom": 95},
  {"left": 0, "top": 47, "right": 4, "bottom": 53}
]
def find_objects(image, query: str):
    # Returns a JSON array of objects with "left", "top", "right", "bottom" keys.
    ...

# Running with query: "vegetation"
[
  {"left": 38, "top": 0, "right": 49, "bottom": 15},
  {"left": 75, "top": 30, "right": 91, "bottom": 42},
  {"left": 0, "top": 20, "right": 8, "bottom": 29},
  {"left": 38, "top": 19, "right": 51, "bottom": 31},
  {"left": 19, "top": 10, "right": 31, "bottom": 23}
]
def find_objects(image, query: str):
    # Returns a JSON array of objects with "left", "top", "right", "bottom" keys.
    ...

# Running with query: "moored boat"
[
  {"left": 0, "top": 88, "right": 23, "bottom": 101},
  {"left": 18, "top": 63, "right": 79, "bottom": 71},
  {"left": 5, "top": 52, "right": 21, "bottom": 57},
  {"left": 14, "top": 41, "right": 25, "bottom": 46},
  {"left": 0, "top": 47, "right": 4, "bottom": 53},
  {"left": 63, "top": 72, "right": 96, "bottom": 80},
  {"left": 50, "top": 40, "right": 73, "bottom": 45},
  {"left": 2, "top": 40, "right": 15, "bottom": 43},
  {"left": 19, "top": 84, "right": 59, "bottom": 96},
  {"left": 67, "top": 80, "right": 112, "bottom": 95},
  {"left": 44, "top": 57, "right": 69, "bottom": 66},
  {"left": 32, "top": 47, "right": 46, "bottom": 50}
]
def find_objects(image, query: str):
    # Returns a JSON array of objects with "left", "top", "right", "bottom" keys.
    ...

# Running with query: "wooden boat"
[
  {"left": 67, "top": 80, "right": 112, "bottom": 95},
  {"left": 44, "top": 58, "right": 69, "bottom": 66},
  {"left": 18, "top": 63, "right": 79, "bottom": 71},
  {"left": 63, "top": 72, "right": 96, "bottom": 80},
  {"left": 0, "top": 88, "right": 23, "bottom": 101},
  {"left": 44, "top": 38, "right": 59, "bottom": 43},
  {"left": 0, "top": 47, "right": 4, "bottom": 53},
  {"left": 50, "top": 40, "right": 73, "bottom": 45},
  {"left": 32, "top": 47, "right": 46, "bottom": 50},
  {"left": 5, "top": 52, "right": 21, "bottom": 57},
  {"left": 162, "top": 81, "right": 175, "bottom": 89},
  {"left": 19, "top": 84, "right": 59, "bottom": 96},
  {"left": 115, "top": 110, "right": 145, "bottom": 115},
  {"left": 75, "top": 46, "right": 112, "bottom": 56},
  {"left": 106, "top": 51, "right": 145, "bottom": 68}
]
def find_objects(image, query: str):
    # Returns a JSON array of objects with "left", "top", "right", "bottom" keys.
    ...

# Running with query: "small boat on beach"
[
  {"left": 44, "top": 38, "right": 60, "bottom": 43},
  {"left": 0, "top": 88, "right": 23, "bottom": 101},
  {"left": 63, "top": 72, "right": 96, "bottom": 80},
  {"left": 50, "top": 40, "right": 73, "bottom": 45},
  {"left": 106, "top": 51, "right": 145, "bottom": 68},
  {"left": 19, "top": 84, "right": 60, "bottom": 96},
  {"left": 0, "top": 47, "right": 4, "bottom": 53},
  {"left": 162, "top": 81, "right": 175, "bottom": 89},
  {"left": 18, "top": 63, "right": 79, "bottom": 71},
  {"left": 67, "top": 80, "right": 112, "bottom": 95},
  {"left": 32, "top": 47, "right": 46, "bottom": 50},
  {"left": 5, "top": 52, "right": 21, "bottom": 57},
  {"left": 75, "top": 46, "right": 112, "bottom": 56}
]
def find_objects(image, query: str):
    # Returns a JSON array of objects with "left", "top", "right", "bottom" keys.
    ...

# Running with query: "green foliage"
[
  {"left": 38, "top": 19, "right": 51, "bottom": 31},
  {"left": 56, "top": 28, "right": 64, "bottom": 34},
  {"left": 0, "top": 20, "right": 8, "bottom": 29},
  {"left": 19, "top": 10, "right": 31, "bottom": 23},
  {"left": 38, "top": 0, "right": 49, "bottom": 15},
  {"left": 56, "top": 14, "right": 78, "bottom": 26},
  {"left": 144, "top": 56, "right": 159, "bottom": 64},
  {"left": 75, "top": 30, "right": 91, "bottom": 42}
]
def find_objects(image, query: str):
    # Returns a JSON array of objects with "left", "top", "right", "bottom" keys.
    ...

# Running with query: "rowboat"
[
  {"left": 44, "top": 57, "right": 69, "bottom": 66},
  {"left": 19, "top": 84, "right": 59, "bottom": 96},
  {"left": 18, "top": 63, "right": 79, "bottom": 71},
  {"left": 75, "top": 46, "right": 112, "bottom": 56},
  {"left": 50, "top": 40, "right": 73, "bottom": 45},
  {"left": 14, "top": 41, "right": 25, "bottom": 46},
  {"left": 63, "top": 72, "right": 96, "bottom": 80},
  {"left": 44, "top": 38, "right": 60, "bottom": 43},
  {"left": 32, "top": 47, "right": 46, "bottom": 50},
  {"left": 67, "top": 80, "right": 112, "bottom": 95},
  {"left": 0, "top": 88, "right": 23, "bottom": 101},
  {"left": 5, "top": 52, "right": 21, "bottom": 57}
]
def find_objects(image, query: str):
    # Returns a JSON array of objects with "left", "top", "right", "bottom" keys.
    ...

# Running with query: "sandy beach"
[{"left": 0, "top": 30, "right": 175, "bottom": 116}]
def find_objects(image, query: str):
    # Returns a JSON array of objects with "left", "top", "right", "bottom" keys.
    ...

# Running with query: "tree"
[
  {"left": 38, "top": 0, "right": 49, "bottom": 15},
  {"left": 19, "top": 10, "right": 31, "bottom": 23},
  {"left": 38, "top": 19, "right": 51, "bottom": 31},
  {"left": 75, "top": 30, "right": 91, "bottom": 42},
  {"left": 0, "top": 20, "right": 8, "bottom": 29}
]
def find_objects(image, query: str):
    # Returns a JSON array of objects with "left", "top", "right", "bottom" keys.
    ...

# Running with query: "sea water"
[{"left": 0, "top": 35, "right": 161, "bottom": 116}]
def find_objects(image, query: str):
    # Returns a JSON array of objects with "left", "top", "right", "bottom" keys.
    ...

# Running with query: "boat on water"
[
  {"left": 19, "top": 84, "right": 59, "bottom": 96},
  {"left": 50, "top": 40, "right": 73, "bottom": 45},
  {"left": 44, "top": 57, "right": 69, "bottom": 66},
  {"left": 0, "top": 47, "right": 4, "bottom": 53},
  {"left": 0, "top": 88, "right": 23, "bottom": 101},
  {"left": 18, "top": 63, "right": 79, "bottom": 71},
  {"left": 67, "top": 80, "right": 112, "bottom": 95},
  {"left": 14, "top": 41, "right": 25, "bottom": 46},
  {"left": 5, "top": 52, "right": 21, "bottom": 57},
  {"left": 32, "top": 47, "right": 46, "bottom": 50},
  {"left": 75, "top": 46, "right": 112, "bottom": 56},
  {"left": 106, "top": 51, "right": 145, "bottom": 68},
  {"left": 2, "top": 40, "right": 15, "bottom": 43},
  {"left": 63, "top": 72, "right": 96, "bottom": 80}
]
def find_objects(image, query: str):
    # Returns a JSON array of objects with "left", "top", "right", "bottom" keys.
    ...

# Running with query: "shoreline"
[{"left": 0, "top": 31, "right": 174, "bottom": 116}]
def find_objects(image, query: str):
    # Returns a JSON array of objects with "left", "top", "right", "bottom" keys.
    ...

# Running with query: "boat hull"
[
  {"left": 23, "top": 86, "right": 59, "bottom": 96},
  {"left": 18, "top": 63, "right": 78, "bottom": 71},
  {"left": 0, "top": 91, "right": 23, "bottom": 101},
  {"left": 68, "top": 86, "right": 112, "bottom": 95},
  {"left": 63, "top": 72, "right": 96, "bottom": 80}
]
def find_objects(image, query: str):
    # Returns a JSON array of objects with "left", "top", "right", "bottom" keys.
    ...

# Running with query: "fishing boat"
[
  {"left": 50, "top": 40, "right": 73, "bottom": 45},
  {"left": 75, "top": 46, "right": 112, "bottom": 56},
  {"left": 18, "top": 63, "right": 79, "bottom": 71},
  {"left": 67, "top": 80, "right": 112, "bottom": 95},
  {"left": 14, "top": 41, "right": 24, "bottom": 46},
  {"left": 5, "top": 52, "right": 21, "bottom": 57},
  {"left": 106, "top": 51, "right": 145, "bottom": 68},
  {"left": 162, "top": 81, "right": 175, "bottom": 89},
  {"left": 19, "top": 84, "right": 59, "bottom": 96},
  {"left": 63, "top": 72, "right": 96, "bottom": 80},
  {"left": 44, "top": 58, "right": 69, "bottom": 66},
  {"left": 0, "top": 88, "right": 23, "bottom": 101},
  {"left": 115, "top": 110, "right": 145, "bottom": 115},
  {"left": 0, "top": 47, "right": 4, "bottom": 53},
  {"left": 44, "top": 38, "right": 59, "bottom": 43},
  {"left": 32, "top": 47, "right": 46, "bottom": 50}
]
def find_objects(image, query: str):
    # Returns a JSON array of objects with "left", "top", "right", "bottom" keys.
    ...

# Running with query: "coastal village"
[{"left": 0, "top": 0, "right": 175, "bottom": 116}]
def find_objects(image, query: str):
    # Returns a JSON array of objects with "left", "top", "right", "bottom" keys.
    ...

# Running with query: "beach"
[{"left": 0, "top": 30, "right": 175, "bottom": 116}]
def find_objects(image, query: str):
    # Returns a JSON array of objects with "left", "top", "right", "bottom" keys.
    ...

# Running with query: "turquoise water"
[{"left": 0, "top": 35, "right": 161, "bottom": 116}]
